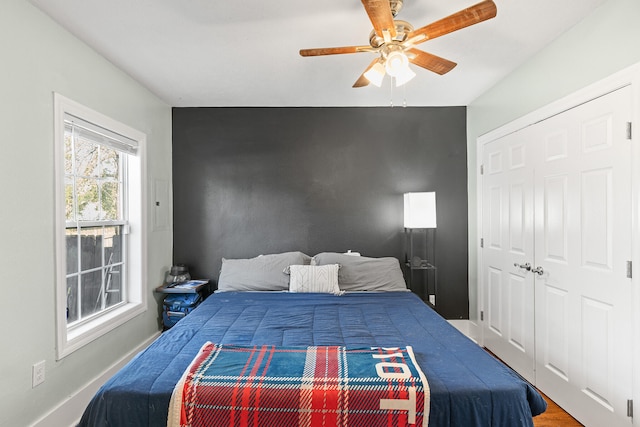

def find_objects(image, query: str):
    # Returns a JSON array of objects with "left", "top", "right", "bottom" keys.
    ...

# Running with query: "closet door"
[
  {"left": 533, "top": 86, "right": 633, "bottom": 426},
  {"left": 482, "top": 128, "right": 536, "bottom": 383}
]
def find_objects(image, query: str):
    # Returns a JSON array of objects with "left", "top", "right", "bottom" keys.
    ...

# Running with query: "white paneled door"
[
  {"left": 482, "top": 86, "right": 634, "bottom": 426},
  {"left": 482, "top": 128, "right": 536, "bottom": 383},
  {"left": 533, "top": 86, "right": 633, "bottom": 426}
]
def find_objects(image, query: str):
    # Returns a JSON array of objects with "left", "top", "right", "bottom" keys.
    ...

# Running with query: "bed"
[{"left": 78, "top": 252, "right": 546, "bottom": 426}]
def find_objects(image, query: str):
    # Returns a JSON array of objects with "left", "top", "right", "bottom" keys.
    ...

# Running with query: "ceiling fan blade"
[
  {"left": 353, "top": 58, "right": 381, "bottom": 88},
  {"left": 361, "top": 0, "right": 397, "bottom": 39},
  {"left": 409, "top": 0, "right": 497, "bottom": 43},
  {"left": 407, "top": 48, "right": 457, "bottom": 75},
  {"left": 299, "top": 46, "right": 373, "bottom": 57}
]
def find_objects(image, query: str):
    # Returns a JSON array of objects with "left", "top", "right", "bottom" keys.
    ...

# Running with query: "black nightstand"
[
  {"left": 155, "top": 280, "right": 209, "bottom": 329},
  {"left": 405, "top": 261, "right": 437, "bottom": 307},
  {"left": 404, "top": 226, "right": 437, "bottom": 308}
]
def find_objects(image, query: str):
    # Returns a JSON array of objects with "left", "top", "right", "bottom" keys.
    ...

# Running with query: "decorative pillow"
[
  {"left": 217, "top": 251, "right": 312, "bottom": 292},
  {"left": 288, "top": 264, "right": 341, "bottom": 294},
  {"left": 311, "top": 252, "right": 408, "bottom": 292}
]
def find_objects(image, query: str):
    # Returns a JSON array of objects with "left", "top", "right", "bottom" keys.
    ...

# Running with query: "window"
[{"left": 54, "top": 94, "right": 147, "bottom": 359}]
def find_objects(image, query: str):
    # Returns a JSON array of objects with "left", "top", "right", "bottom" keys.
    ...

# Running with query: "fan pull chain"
[
  {"left": 389, "top": 77, "right": 394, "bottom": 107},
  {"left": 388, "top": 77, "right": 408, "bottom": 107},
  {"left": 402, "top": 84, "right": 407, "bottom": 108}
]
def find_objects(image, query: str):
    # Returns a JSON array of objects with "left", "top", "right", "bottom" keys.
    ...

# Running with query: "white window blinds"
[{"left": 64, "top": 113, "right": 138, "bottom": 155}]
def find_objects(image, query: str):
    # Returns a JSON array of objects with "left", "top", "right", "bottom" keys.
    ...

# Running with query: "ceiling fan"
[{"left": 299, "top": 0, "right": 497, "bottom": 88}]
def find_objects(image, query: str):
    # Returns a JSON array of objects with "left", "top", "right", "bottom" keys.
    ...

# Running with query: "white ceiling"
[{"left": 31, "top": 0, "right": 608, "bottom": 107}]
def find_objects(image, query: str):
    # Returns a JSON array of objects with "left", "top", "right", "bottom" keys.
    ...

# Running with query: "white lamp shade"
[
  {"left": 404, "top": 192, "right": 437, "bottom": 228},
  {"left": 394, "top": 66, "right": 416, "bottom": 87},
  {"left": 364, "top": 62, "right": 386, "bottom": 87},
  {"left": 385, "top": 51, "right": 409, "bottom": 77}
]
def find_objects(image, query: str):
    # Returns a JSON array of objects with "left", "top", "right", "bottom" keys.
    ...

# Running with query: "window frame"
[{"left": 54, "top": 93, "right": 148, "bottom": 360}]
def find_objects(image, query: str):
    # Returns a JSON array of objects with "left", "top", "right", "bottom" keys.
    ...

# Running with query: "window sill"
[{"left": 57, "top": 301, "right": 146, "bottom": 360}]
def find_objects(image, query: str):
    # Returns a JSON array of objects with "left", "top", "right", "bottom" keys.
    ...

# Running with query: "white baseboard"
[
  {"left": 30, "top": 332, "right": 160, "bottom": 427},
  {"left": 448, "top": 319, "right": 474, "bottom": 340}
]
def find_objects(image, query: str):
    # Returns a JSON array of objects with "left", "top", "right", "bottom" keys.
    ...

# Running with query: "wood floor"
[{"left": 533, "top": 390, "right": 583, "bottom": 426}]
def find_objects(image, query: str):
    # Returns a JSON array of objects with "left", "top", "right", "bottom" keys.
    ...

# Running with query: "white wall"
[
  {"left": 0, "top": 1, "right": 172, "bottom": 426},
  {"left": 466, "top": 0, "right": 640, "bottom": 333}
]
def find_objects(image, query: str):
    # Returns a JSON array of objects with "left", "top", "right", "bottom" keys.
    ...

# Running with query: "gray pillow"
[
  {"left": 218, "top": 251, "right": 311, "bottom": 292},
  {"left": 312, "top": 252, "right": 408, "bottom": 292}
]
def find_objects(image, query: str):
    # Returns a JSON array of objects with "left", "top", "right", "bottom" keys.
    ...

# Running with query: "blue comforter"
[{"left": 79, "top": 292, "right": 546, "bottom": 426}]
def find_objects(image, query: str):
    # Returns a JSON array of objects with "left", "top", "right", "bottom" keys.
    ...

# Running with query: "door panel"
[
  {"left": 540, "top": 284, "right": 569, "bottom": 381},
  {"left": 581, "top": 168, "right": 613, "bottom": 270},
  {"left": 509, "top": 182, "right": 526, "bottom": 254},
  {"left": 487, "top": 266, "right": 502, "bottom": 335},
  {"left": 581, "top": 297, "right": 614, "bottom": 410},
  {"left": 543, "top": 174, "right": 569, "bottom": 262},
  {"left": 482, "top": 129, "right": 536, "bottom": 383},
  {"left": 489, "top": 185, "right": 502, "bottom": 249},
  {"left": 534, "top": 86, "right": 633, "bottom": 426},
  {"left": 507, "top": 273, "right": 527, "bottom": 352}
]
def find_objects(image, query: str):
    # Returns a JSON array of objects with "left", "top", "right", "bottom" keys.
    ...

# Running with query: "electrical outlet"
[
  {"left": 32, "top": 360, "right": 45, "bottom": 388},
  {"left": 429, "top": 295, "right": 436, "bottom": 306}
]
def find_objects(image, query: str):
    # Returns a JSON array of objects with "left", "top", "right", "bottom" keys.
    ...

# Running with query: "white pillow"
[{"left": 288, "top": 264, "right": 342, "bottom": 295}]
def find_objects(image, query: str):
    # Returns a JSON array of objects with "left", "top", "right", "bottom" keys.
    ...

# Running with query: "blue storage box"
[{"left": 162, "top": 293, "right": 202, "bottom": 328}]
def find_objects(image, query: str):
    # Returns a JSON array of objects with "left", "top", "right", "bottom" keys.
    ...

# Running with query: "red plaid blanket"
[{"left": 167, "top": 343, "right": 429, "bottom": 427}]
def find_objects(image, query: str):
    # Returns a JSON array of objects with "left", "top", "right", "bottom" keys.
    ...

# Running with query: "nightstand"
[
  {"left": 155, "top": 280, "right": 209, "bottom": 329},
  {"left": 404, "top": 226, "right": 437, "bottom": 308},
  {"left": 405, "top": 261, "right": 437, "bottom": 307}
]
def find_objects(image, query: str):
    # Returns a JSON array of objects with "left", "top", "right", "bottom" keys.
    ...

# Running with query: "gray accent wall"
[{"left": 172, "top": 107, "right": 468, "bottom": 319}]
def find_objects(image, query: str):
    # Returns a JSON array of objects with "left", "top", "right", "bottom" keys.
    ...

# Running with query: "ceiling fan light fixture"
[
  {"left": 385, "top": 50, "right": 409, "bottom": 77},
  {"left": 364, "top": 61, "right": 386, "bottom": 87},
  {"left": 394, "top": 66, "right": 416, "bottom": 87}
]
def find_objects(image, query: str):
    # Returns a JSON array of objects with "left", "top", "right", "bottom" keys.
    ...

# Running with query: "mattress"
[{"left": 78, "top": 292, "right": 546, "bottom": 426}]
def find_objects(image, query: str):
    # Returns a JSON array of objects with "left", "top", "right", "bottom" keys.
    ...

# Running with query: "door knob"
[
  {"left": 513, "top": 262, "right": 531, "bottom": 271},
  {"left": 531, "top": 266, "right": 544, "bottom": 276}
]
